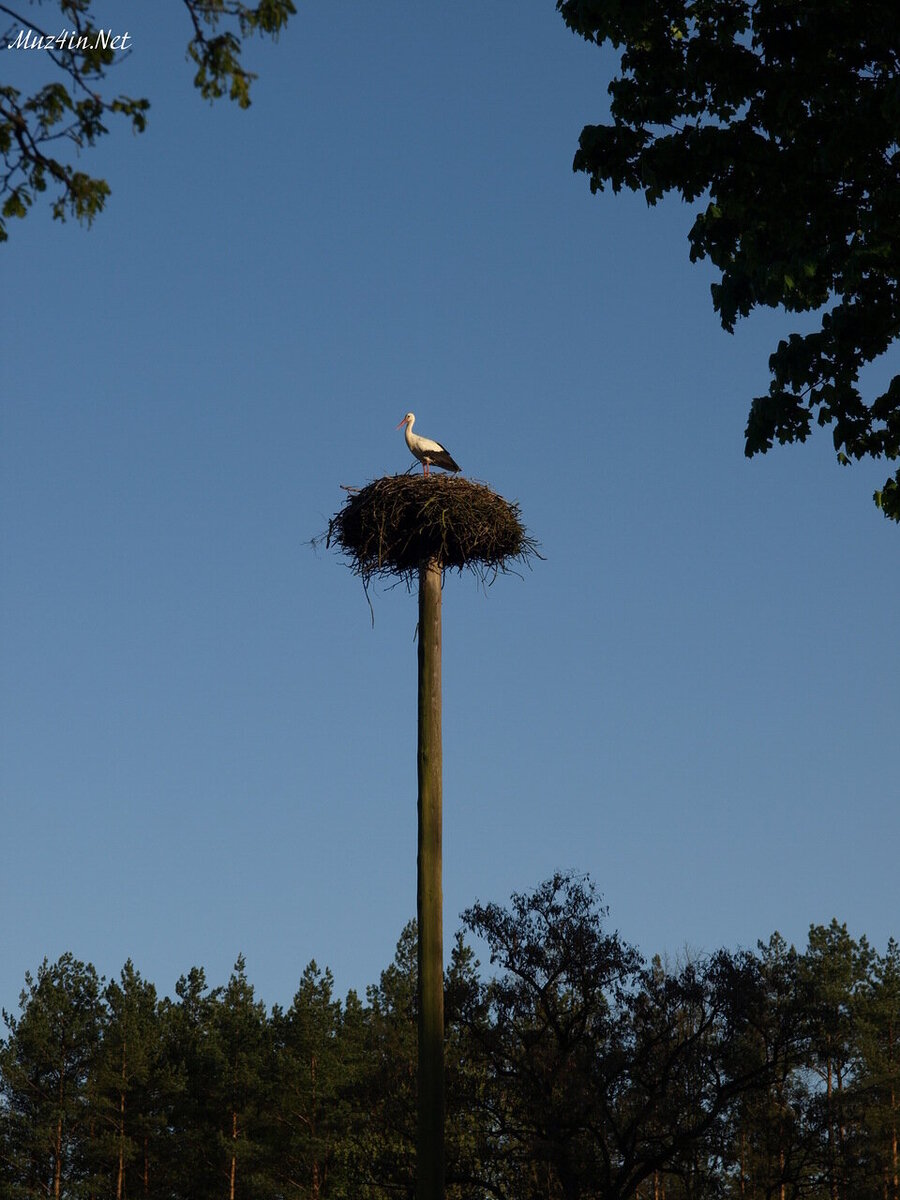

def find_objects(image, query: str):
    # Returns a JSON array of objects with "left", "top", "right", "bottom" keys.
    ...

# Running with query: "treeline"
[{"left": 1, "top": 874, "right": 898, "bottom": 1200}]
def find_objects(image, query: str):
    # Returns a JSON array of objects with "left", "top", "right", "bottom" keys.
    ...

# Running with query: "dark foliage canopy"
[
  {"left": 558, "top": 0, "right": 900, "bottom": 520},
  {"left": 460, "top": 876, "right": 806, "bottom": 1200},
  {"left": 0, "top": 0, "right": 295, "bottom": 242},
  {"left": 1, "top": 882, "right": 899, "bottom": 1200}
]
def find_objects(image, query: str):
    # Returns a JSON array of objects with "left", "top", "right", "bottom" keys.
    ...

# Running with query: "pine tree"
[
  {"left": 211, "top": 956, "right": 269, "bottom": 1200},
  {"left": 855, "top": 940, "right": 900, "bottom": 1200},
  {"left": 723, "top": 933, "right": 814, "bottom": 1200},
  {"left": 443, "top": 931, "right": 490, "bottom": 1200},
  {"left": 90, "top": 961, "right": 171, "bottom": 1200},
  {"left": 162, "top": 966, "right": 220, "bottom": 1200},
  {"left": 265, "top": 961, "right": 349, "bottom": 1199},
  {"left": 802, "top": 922, "right": 873, "bottom": 1200},
  {"left": 349, "top": 923, "right": 418, "bottom": 1199},
  {"left": 0, "top": 954, "right": 104, "bottom": 1200}
]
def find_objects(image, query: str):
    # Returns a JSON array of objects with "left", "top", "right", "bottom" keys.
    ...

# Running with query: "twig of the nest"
[{"left": 324, "top": 473, "right": 541, "bottom": 587}]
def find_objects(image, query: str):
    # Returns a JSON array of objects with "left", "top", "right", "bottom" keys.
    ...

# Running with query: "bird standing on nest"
[{"left": 396, "top": 412, "right": 461, "bottom": 477}]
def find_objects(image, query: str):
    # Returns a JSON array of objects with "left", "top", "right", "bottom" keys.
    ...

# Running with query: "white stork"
[{"left": 396, "top": 412, "right": 461, "bottom": 477}]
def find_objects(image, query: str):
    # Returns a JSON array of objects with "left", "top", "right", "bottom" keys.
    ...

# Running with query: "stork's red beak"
[{"left": 396, "top": 416, "right": 408, "bottom": 429}]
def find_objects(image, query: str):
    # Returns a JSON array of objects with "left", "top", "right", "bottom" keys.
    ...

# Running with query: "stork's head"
[{"left": 396, "top": 412, "right": 415, "bottom": 430}]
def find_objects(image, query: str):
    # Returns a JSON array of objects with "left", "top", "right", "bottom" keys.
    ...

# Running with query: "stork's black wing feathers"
[{"left": 428, "top": 446, "right": 460, "bottom": 472}]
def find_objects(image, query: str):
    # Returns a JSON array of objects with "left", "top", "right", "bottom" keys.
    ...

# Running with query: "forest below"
[{"left": 1, "top": 874, "right": 898, "bottom": 1200}]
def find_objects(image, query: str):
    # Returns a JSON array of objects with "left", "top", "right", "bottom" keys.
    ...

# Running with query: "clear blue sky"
[{"left": 2, "top": 4, "right": 898, "bottom": 1016}]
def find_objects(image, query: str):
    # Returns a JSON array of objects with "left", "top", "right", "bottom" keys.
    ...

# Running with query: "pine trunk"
[
  {"left": 311, "top": 1052, "right": 320, "bottom": 1200},
  {"left": 780, "top": 1145, "right": 786, "bottom": 1200},
  {"left": 828, "top": 1058, "right": 838, "bottom": 1200},
  {"left": 890, "top": 1019, "right": 898, "bottom": 1200},
  {"left": 230, "top": 1110, "right": 237, "bottom": 1200},
  {"left": 837, "top": 1064, "right": 846, "bottom": 1200},
  {"left": 416, "top": 557, "right": 444, "bottom": 1200},
  {"left": 55, "top": 1115, "right": 63, "bottom": 1200},
  {"left": 55, "top": 1063, "right": 64, "bottom": 1200},
  {"left": 891, "top": 1085, "right": 898, "bottom": 1200},
  {"left": 117, "top": 1033, "right": 127, "bottom": 1200}
]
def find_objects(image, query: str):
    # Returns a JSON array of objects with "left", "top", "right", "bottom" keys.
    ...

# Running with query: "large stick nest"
[{"left": 326, "top": 474, "right": 539, "bottom": 585}]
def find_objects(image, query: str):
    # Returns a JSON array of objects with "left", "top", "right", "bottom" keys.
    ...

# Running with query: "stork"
[{"left": 396, "top": 412, "right": 461, "bottom": 477}]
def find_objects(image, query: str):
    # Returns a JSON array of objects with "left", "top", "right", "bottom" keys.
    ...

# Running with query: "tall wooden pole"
[{"left": 417, "top": 556, "right": 444, "bottom": 1200}]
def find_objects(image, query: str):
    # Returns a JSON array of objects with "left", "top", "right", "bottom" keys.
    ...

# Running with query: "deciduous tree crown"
[
  {"left": 0, "top": 0, "right": 295, "bottom": 242},
  {"left": 558, "top": 0, "right": 900, "bottom": 520}
]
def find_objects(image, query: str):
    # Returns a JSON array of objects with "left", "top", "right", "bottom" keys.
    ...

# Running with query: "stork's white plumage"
[{"left": 396, "top": 412, "right": 461, "bottom": 477}]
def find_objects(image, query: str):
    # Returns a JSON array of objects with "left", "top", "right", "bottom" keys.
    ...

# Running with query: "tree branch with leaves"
[
  {"left": 0, "top": 0, "right": 294, "bottom": 242},
  {"left": 558, "top": 0, "right": 900, "bottom": 520}
]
